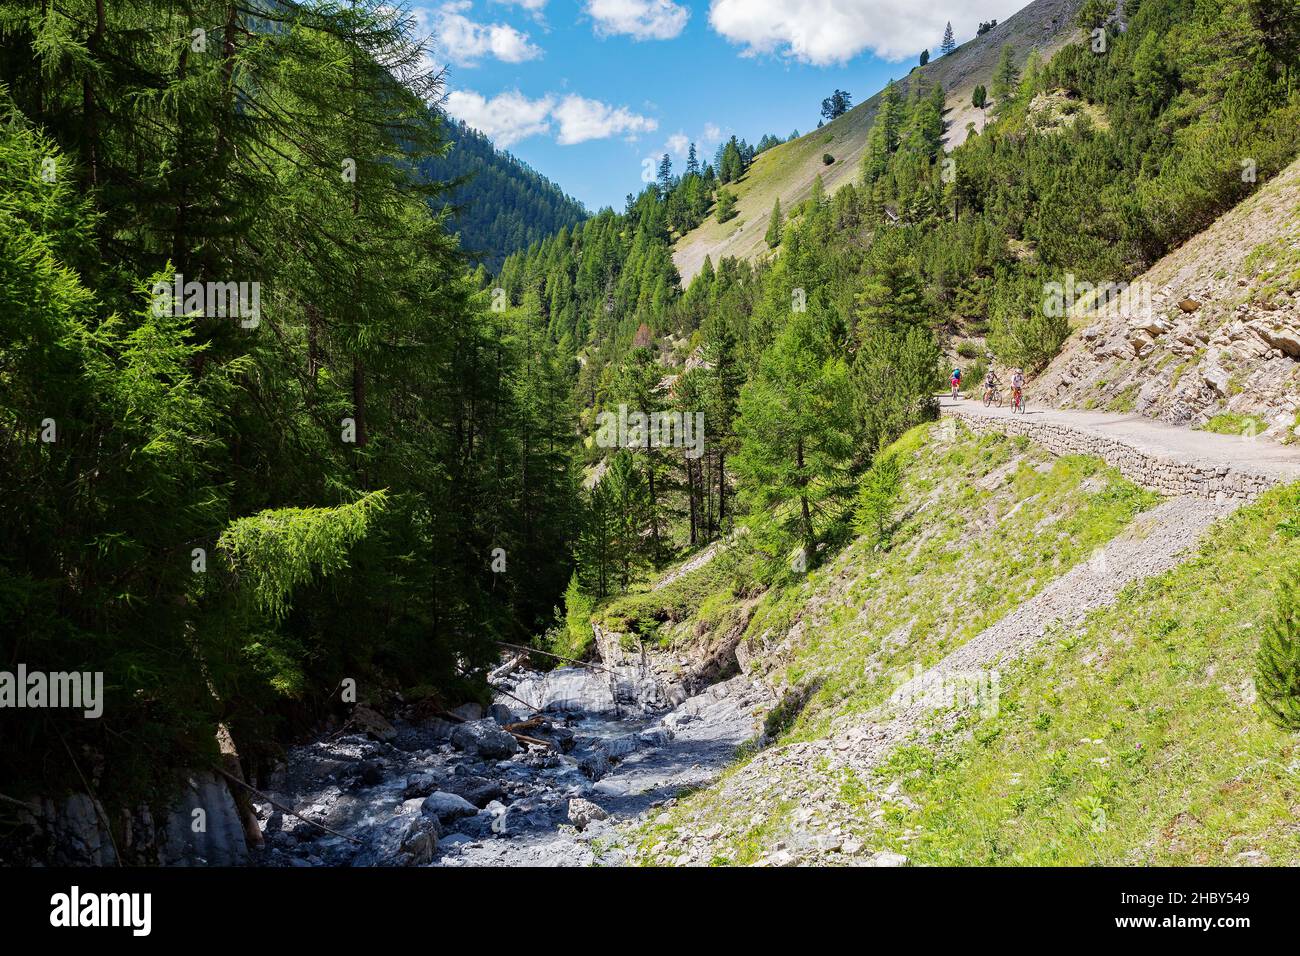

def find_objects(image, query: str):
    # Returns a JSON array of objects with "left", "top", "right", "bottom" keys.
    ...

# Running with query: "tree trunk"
[
  {"left": 797, "top": 438, "right": 814, "bottom": 550},
  {"left": 685, "top": 452, "right": 698, "bottom": 546},
  {"left": 717, "top": 448, "right": 726, "bottom": 533},
  {"left": 352, "top": 357, "right": 368, "bottom": 447}
]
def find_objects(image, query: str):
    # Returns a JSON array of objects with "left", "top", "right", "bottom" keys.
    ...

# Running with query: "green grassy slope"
[
  {"left": 620, "top": 420, "right": 1162, "bottom": 863},
  {"left": 672, "top": 0, "right": 1084, "bottom": 282},
  {"left": 624, "top": 421, "right": 1300, "bottom": 866},
  {"left": 867, "top": 482, "right": 1300, "bottom": 866}
]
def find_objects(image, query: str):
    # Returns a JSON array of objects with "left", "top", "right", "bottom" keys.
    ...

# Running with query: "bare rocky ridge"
[{"left": 1036, "top": 156, "right": 1300, "bottom": 442}]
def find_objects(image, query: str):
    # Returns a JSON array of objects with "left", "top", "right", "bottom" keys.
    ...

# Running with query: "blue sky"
[{"left": 416, "top": 1, "right": 1026, "bottom": 211}]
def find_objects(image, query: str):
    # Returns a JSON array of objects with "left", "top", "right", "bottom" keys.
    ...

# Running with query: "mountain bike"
[
  {"left": 983, "top": 385, "right": 1002, "bottom": 408},
  {"left": 1011, "top": 388, "right": 1026, "bottom": 414},
  {"left": 951, "top": 380, "right": 961, "bottom": 400}
]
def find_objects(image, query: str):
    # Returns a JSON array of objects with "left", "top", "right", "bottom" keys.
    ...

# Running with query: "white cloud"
[
  {"left": 708, "top": 0, "right": 1024, "bottom": 65},
  {"left": 702, "top": 122, "right": 722, "bottom": 145},
  {"left": 666, "top": 132, "right": 690, "bottom": 156},
  {"left": 436, "top": 2, "right": 543, "bottom": 66},
  {"left": 586, "top": 0, "right": 690, "bottom": 41},
  {"left": 444, "top": 89, "right": 555, "bottom": 145},
  {"left": 445, "top": 88, "right": 657, "bottom": 146},
  {"left": 553, "top": 94, "right": 658, "bottom": 144},
  {"left": 493, "top": 0, "right": 548, "bottom": 9}
]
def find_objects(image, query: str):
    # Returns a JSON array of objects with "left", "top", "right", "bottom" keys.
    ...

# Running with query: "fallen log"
[{"left": 213, "top": 766, "right": 362, "bottom": 845}]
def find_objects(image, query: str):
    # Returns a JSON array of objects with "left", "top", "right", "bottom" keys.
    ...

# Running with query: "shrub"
[
  {"left": 855, "top": 451, "right": 902, "bottom": 547},
  {"left": 822, "top": 153, "right": 835, "bottom": 165},
  {"left": 1256, "top": 573, "right": 1300, "bottom": 731}
]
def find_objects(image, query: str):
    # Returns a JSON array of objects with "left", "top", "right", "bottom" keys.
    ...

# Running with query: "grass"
[
  {"left": 629, "top": 420, "right": 1163, "bottom": 863},
  {"left": 1202, "top": 412, "right": 1267, "bottom": 438},
  {"left": 868, "top": 482, "right": 1300, "bottom": 865},
  {"left": 1106, "top": 384, "right": 1139, "bottom": 413},
  {"left": 757, "top": 422, "right": 1158, "bottom": 738}
]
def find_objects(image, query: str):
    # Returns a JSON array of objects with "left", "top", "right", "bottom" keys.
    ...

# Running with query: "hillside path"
[
  {"left": 938, "top": 396, "right": 1300, "bottom": 500},
  {"left": 639, "top": 400, "right": 1300, "bottom": 864}
]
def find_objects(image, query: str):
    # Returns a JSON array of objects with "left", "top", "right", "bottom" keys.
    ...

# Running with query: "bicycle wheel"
[{"left": 983, "top": 392, "right": 992, "bottom": 408}]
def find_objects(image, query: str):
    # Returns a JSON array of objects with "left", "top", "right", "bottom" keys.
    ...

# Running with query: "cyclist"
[
  {"left": 1010, "top": 367, "right": 1025, "bottom": 411},
  {"left": 950, "top": 367, "right": 962, "bottom": 399},
  {"left": 983, "top": 368, "right": 1000, "bottom": 404}
]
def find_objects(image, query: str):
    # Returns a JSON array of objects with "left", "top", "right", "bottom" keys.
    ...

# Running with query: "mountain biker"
[
  {"left": 950, "top": 367, "right": 962, "bottom": 398},
  {"left": 1010, "top": 367, "right": 1025, "bottom": 409},
  {"left": 983, "top": 368, "right": 1000, "bottom": 403}
]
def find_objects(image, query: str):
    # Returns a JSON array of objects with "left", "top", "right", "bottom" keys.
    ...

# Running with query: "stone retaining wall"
[{"left": 941, "top": 408, "right": 1276, "bottom": 502}]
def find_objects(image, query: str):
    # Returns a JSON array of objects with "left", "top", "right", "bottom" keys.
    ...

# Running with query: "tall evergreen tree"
[
  {"left": 941, "top": 22, "right": 957, "bottom": 56},
  {"left": 766, "top": 198, "right": 785, "bottom": 248}
]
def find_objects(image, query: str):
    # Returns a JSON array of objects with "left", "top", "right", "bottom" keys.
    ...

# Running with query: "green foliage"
[
  {"left": 548, "top": 574, "right": 597, "bottom": 661},
  {"left": 427, "top": 119, "right": 587, "bottom": 270},
  {"left": 716, "top": 188, "right": 738, "bottom": 223},
  {"left": 734, "top": 310, "right": 855, "bottom": 574},
  {"left": 0, "top": 1, "right": 579, "bottom": 801},
  {"left": 854, "top": 451, "right": 902, "bottom": 547},
  {"left": 821, "top": 89, "right": 852, "bottom": 121},
  {"left": 1256, "top": 573, "right": 1300, "bottom": 730},
  {"left": 218, "top": 492, "right": 388, "bottom": 621},
  {"left": 765, "top": 198, "right": 784, "bottom": 248}
]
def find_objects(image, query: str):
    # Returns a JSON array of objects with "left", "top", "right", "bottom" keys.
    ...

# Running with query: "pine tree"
[
  {"left": 766, "top": 198, "right": 785, "bottom": 248},
  {"left": 1257, "top": 573, "right": 1300, "bottom": 730},
  {"left": 716, "top": 188, "right": 738, "bottom": 222},
  {"left": 992, "top": 44, "right": 1020, "bottom": 112},
  {"left": 972, "top": 84, "right": 989, "bottom": 130},
  {"left": 920, "top": 49, "right": 931, "bottom": 66},
  {"left": 733, "top": 310, "right": 854, "bottom": 573},
  {"left": 657, "top": 153, "right": 674, "bottom": 191},
  {"left": 941, "top": 22, "right": 957, "bottom": 56}
]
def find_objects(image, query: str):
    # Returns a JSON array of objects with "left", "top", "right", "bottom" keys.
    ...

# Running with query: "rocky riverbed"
[{"left": 251, "top": 666, "right": 771, "bottom": 867}]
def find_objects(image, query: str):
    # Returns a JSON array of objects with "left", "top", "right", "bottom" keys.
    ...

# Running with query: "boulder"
[
  {"left": 440, "top": 775, "right": 506, "bottom": 809},
  {"left": 488, "top": 703, "right": 514, "bottom": 725},
  {"left": 352, "top": 814, "right": 439, "bottom": 867},
  {"left": 1252, "top": 321, "right": 1300, "bottom": 359},
  {"left": 402, "top": 771, "right": 441, "bottom": 799},
  {"left": 576, "top": 747, "right": 612, "bottom": 781},
  {"left": 449, "top": 702, "right": 484, "bottom": 722},
  {"left": 420, "top": 791, "right": 478, "bottom": 824},
  {"left": 350, "top": 705, "right": 396, "bottom": 743},
  {"left": 1201, "top": 365, "right": 1231, "bottom": 397},
  {"left": 450, "top": 719, "right": 520, "bottom": 760},
  {"left": 350, "top": 759, "right": 385, "bottom": 789},
  {"left": 1178, "top": 298, "right": 1201, "bottom": 313},
  {"left": 567, "top": 798, "right": 609, "bottom": 831}
]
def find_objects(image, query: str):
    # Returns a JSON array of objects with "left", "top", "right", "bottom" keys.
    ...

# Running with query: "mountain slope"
[
  {"left": 425, "top": 118, "right": 587, "bottom": 272},
  {"left": 1034, "top": 155, "right": 1300, "bottom": 443},
  {"left": 671, "top": 0, "right": 1084, "bottom": 283}
]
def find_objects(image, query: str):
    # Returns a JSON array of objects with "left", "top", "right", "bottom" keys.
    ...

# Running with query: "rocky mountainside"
[
  {"left": 1036, "top": 156, "right": 1300, "bottom": 443},
  {"left": 671, "top": 0, "right": 1084, "bottom": 283}
]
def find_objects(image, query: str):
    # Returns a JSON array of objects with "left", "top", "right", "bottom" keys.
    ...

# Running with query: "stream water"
[{"left": 251, "top": 665, "right": 770, "bottom": 866}]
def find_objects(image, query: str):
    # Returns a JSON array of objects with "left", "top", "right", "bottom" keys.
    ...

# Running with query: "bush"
[
  {"left": 1256, "top": 573, "right": 1300, "bottom": 731},
  {"left": 956, "top": 340, "right": 982, "bottom": 359},
  {"left": 549, "top": 574, "right": 596, "bottom": 661},
  {"left": 855, "top": 451, "right": 902, "bottom": 547},
  {"left": 822, "top": 153, "right": 835, "bottom": 165}
]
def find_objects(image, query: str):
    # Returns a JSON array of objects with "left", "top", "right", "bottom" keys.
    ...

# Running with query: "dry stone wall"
[{"left": 942, "top": 407, "right": 1277, "bottom": 502}]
